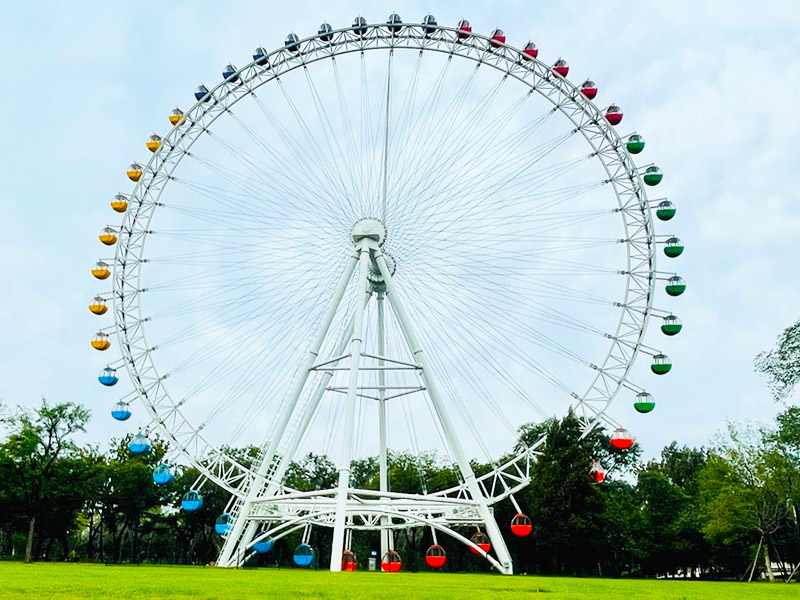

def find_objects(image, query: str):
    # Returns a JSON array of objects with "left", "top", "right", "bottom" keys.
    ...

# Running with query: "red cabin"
[
  {"left": 610, "top": 427, "right": 634, "bottom": 450},
  {"left": 381, "top": 550, "right": 402, "bottom": 572},
  {"left": 490, "top": 28, "right": 506, "bottom": 48},
  {"left": 605, "top": 105, "right": 623, "bottom": 126},
  {"left": 590, "top": 460, "right": 605, "bottom": 483},
  {"left": 522, "top": 41, "right": 539, "bottom": 60},
  {"left": 469, "top": 531, "right": 491, "bottom": 554},
  {"left": 425, "top": 544, "right": 447, "bottom": 569},
  {"left": 341, "top": 549, "right": 357, "bottom": 572},
  {"left": 552, "top": 58, "right": 569, "bottom": 77},
  {"left": 580, "top": 79, "right": 598, "bottom": 100},
  {"left": 457, "top": 19, "right": 472, "bottom": 39},
  {"left": 510, "top": 513, "right": 533, "bottom": 537}
]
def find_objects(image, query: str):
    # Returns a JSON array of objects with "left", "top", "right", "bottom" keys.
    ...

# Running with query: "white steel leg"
[
  {"left": 377, "top": 291, "right": 390, "bottom": 559},
  {"left": 329, "top": 242, "right": 373, "bottom": 572},
  {"left": 232, "top": 311, "right": 360, "bottom": 561},
  {"left": 218, "top": 251, "right": 359, "bottom": 566},
  {"left": 374, "top": 249, "right": 514, "bottom": 575}
]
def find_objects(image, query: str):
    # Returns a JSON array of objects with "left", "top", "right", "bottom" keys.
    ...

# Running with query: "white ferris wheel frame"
[{"left": 109, "top": 21, "right": 657, "bottom": 573}]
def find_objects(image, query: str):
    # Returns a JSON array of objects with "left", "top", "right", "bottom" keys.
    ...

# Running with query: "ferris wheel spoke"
[
  {"left": 381, "top": 51, "right": 423, "bottom": 204},
  {"left": 389, "top": 61, "right": 479, "bottom": 219},
  {"left": 398, "top": 281, "right": 557, "bottom": 437},
  {"left": 407, "top": 145, "right": 589, "bottom": 237},
  {"left": 195, "top": 133, "right": 311, "bottom": 207},
  {"left": 387, "top": 55, "right": 459, "bottom": 212},
  {"left": 392, "top": 81, "right": 557, "bottom": 215},
  {"left": 405, "top": 262, "right": 599, "bottom": 370},
  {"left": 250, "top": 88, "right": 356, "bottom": 214},
  {"left": 391, "top": 70, "right": 508, "bottom": 223},
  {"left": 164, "top": 275, "right": 340, "bottom": 408},
  {"left": 222, "top": 111, "right": 351, "bottom": 219},
  {"left": 391, "top": 91, "right": 547, "bottom": 220},
  {"left": 170, "top": 174, "right": 329, "bottom": 231},
  {"left": 183, "top": 149, "right": 347, "bottom": 228},
  {"left": 399, "top": 187, "right": 611, "bottom": 253},
  {"left": 395, "top": 141, "right": 588, "bottom": 243},
  {"left": 433, "top": 272, "right": 614, "bottom": 337},
  {"left": 331, "top": 57, "right": 365, "bottom": 210},
  {"left": 303, "top": 67, "right": 362, "bottom": 216}
]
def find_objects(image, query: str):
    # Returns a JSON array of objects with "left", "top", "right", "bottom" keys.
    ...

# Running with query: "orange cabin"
[
  {"left": 146, "top": 134, "right": 162, "bottom": 152},
  {"left": 169, "top": 108, "right": 185, "bottom": 126},
  {"left": 92, "top": 261, "right": 111, "bottom": 280},
  {"left": 91, "top": 332, "right": 110, "bottom": 351},
  {"left": 127, "top": 163, "right": 143, "bottom": 182},
  {"left": 99, "top": 227, "right": 118, "bottom": 246},
  {"left": 88, "top": 296, "right": 108, "bottom": 315},
  {"left": 110, "top": 193, "right": 128, "bottom": 213}
]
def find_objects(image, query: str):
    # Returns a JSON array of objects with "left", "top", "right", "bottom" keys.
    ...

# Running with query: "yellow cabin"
[
  {"left": 146, "top": 134, "right": 162, "bottom": 152},
  {"left": 110, "top": 194, "right": 129, "bottom": 213},
  {"left": 89, "top": 296, "right": 108, "bottom": 315},
  {"left": 92, "top": 261, "right": 110, "bottom": 280},
  {"left": 91, "top": 332, "right": 111, "bottom": 351},
  {"left": 169, "top": 108, "right": 185, "bottom": 126},
  {"left": 99, "top": 227, "right": 118, "bottom": 246},
  {"left": 127, "top": 163, "right": 143, "bottom": 182}
]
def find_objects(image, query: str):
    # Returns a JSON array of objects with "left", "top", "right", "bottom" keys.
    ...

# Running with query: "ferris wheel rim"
[{"left": 111, "top": 20, "right": 656, "bottom": 496}]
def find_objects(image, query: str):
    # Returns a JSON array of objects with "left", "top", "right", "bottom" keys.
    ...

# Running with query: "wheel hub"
[{"left": 351, "top": 218, "right": 386, "bottom": 245}]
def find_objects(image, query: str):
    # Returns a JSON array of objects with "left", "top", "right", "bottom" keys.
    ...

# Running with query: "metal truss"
[{"left": 109, "top": 20, "right": 659, "bottom": 573}]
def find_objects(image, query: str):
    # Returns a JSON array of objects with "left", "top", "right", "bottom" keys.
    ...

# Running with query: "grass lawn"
[{"left": 2, "top": 562, "right": 797, "bottom": 600}]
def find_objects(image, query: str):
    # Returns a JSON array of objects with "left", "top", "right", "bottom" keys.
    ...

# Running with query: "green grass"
[{"left": 2, "top": 562, "right": 796, "bottom": 600}]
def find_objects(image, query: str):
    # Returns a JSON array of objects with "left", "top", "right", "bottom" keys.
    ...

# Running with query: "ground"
[{"left": 2, "top": 562, "right": 797, "bottom": 600}]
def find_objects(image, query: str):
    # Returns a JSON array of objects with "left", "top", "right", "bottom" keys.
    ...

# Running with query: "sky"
[{"left": 0, "top": 0, "right": 799, "bottom": 462}]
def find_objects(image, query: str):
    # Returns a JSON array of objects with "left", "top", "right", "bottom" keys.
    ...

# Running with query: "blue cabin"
[
  {"left": 128, "top": 432, "right": 151, "bottom": 454},
  {"left": 318, "top": 23, "right": 333, "bottom": 42},
  {"left": 181, "top": 490, "right": 203, "bottom": 512},
  {"left": 152, "top": 463, "right": 175, "bottom": 485},
  {"left": 215, "top": 513, "right": 233, "bottom": 536},
  {"left": 293, "top": 543, "right": 314, "bottom": 567},
  {"left": 285, "top": 33, "right": 300, "bottom": 52},
  {"left": 387, "top": 13, "right": 402, "bottom": 33},
  {"left": 253, "top": 47, "right": 268, "bottom": 66},
  {"left": 422, "top": 14, "right": 437, "bottom": 34},
  {"left": 111, "top": 401, "right": 131, "bottom": 421},
  {"left": 352, "top": 16, "right": 367, "bottom": 36},
  {"left": 194, "top": 85, "right": 210, "bottom": 102},
  {"left": 253, "top": 538, "right": 274, "bottom": 554},
  {"left": 99, "top": 366, "right": 119, "bottom": 387},
  {"left": 222, "top": 64, "right": 238, "bottom": 82}
]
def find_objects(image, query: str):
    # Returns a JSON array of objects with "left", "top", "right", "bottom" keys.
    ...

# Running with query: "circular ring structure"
[{"left": 111, "top": 21, "right": 658, "bottom": 497}]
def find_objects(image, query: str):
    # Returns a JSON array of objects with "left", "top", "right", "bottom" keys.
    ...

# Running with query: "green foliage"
[
  {"left": 754, "top": 317, "right": 800, "bottom": 402},
  {"left": 2, "top": 399, "right": 799, "bottom": 580},
  {"left": 0, "top": 399, "right": 94, "bottom": 562}
]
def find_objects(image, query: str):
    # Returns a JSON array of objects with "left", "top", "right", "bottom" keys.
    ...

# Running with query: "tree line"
[
  {"left": 0, "top": 399, "right": 798, "bottom": 581},
  {"left": 0, "top": 318, "right": 798, "bottom": 579}
]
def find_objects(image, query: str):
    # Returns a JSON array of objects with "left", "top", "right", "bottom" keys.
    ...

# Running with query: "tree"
[
  {"left": 0, "top": 399, "right": 91, "bottom": 562},
  {"left": 699, "top": 424, "right": 790, "bottom": 581},
  {"left": 755, "top": 317, "right": 800, "bottom": 402},
  {"left": 519, "top": 412, "right": 605, "bottom": 574},
  {"left": 93, "top": 434, "right": 170, "bottom": 563}
]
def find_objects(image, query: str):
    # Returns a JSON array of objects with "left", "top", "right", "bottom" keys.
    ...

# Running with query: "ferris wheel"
[{"left": 89, "top": 14, "right": 685, "bottom": 574}]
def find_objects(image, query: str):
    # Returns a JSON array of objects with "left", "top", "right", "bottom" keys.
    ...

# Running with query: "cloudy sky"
[{"left": 0, "top": 0, "right": 798, "bottom": 461}]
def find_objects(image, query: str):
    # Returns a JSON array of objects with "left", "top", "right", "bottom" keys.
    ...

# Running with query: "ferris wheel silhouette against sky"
[{"left": 89, "top": 13, "right": 684, "bottom": 573}]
